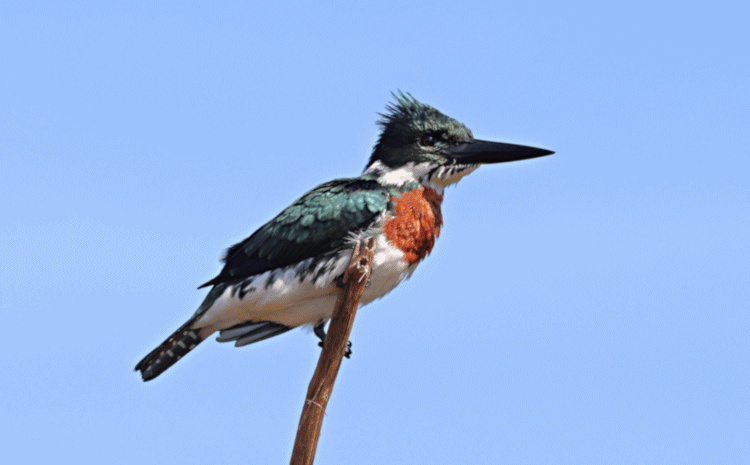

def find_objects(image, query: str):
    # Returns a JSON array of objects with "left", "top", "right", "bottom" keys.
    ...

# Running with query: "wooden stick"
[{"left": 290, "top": 237, "right": 377, "bottom": 465}]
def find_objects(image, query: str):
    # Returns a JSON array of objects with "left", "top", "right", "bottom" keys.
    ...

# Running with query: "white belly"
[{"left": 195, "top": 234, "right": 417, "bottom": 331}]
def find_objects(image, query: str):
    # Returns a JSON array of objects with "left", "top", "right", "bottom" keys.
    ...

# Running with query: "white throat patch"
[{"left": 363, "top": 160, "right": 479, "bottom": 192}]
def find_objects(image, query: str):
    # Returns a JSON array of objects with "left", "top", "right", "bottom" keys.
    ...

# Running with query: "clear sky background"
[{"left": 2, "top": 1, "right": 748, "bottom": 464}]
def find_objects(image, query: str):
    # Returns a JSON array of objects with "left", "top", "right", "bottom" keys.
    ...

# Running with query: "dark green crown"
[{"left": 367, "top": 92, "right": 473, "bottom": 169}]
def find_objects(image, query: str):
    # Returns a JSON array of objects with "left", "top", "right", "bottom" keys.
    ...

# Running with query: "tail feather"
[
  {"left": 216, "top": 321, "right": 292, "bottom": 347},
  {"left": 135, "top": 319, "right": 206, "bottom": 382}
]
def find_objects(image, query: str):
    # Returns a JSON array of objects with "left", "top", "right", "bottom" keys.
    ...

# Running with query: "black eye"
[{"left": 420, "top": 134, "right": 437, "bottom": 147}]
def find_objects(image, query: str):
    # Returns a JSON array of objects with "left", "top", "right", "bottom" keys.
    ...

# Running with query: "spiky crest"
[
  {"left": 364, "top": 91, "right": 478, "bottom": 189},
  {"left": 366, "top": 92, "right": 475, "bottom": 169}
]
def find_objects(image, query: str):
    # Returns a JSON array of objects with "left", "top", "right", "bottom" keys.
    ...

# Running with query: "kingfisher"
[{"left": 135, "top": 92, "right": 553, "bottom": 381}]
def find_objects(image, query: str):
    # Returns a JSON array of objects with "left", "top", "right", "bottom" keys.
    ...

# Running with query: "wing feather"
[{"left": 198, "top": 178, "right": 389, "bottom": 288}]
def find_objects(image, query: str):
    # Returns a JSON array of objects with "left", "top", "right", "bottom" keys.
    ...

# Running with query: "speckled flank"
[{"left": 383, "top": 187, "right": 443, "bottom": 264}]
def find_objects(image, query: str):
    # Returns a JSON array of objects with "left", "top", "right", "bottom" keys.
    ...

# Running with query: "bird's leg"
[
  {"left": 314, "top": 320, "right": 327, "bottom": 344},
  {"left": 313, "top": 320, "right": 352, "bottom": 358}
]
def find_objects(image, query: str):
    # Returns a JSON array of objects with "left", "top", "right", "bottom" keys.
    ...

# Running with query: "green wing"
[{"left": 199, "top": 178, "right": 390, "bottom": 288}]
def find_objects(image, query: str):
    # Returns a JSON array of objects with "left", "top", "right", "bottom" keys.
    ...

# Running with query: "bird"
[{"left": 135, "top": 92, "right": 553, "bottom": 381}]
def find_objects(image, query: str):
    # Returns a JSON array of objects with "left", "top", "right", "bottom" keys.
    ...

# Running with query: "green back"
[{"left": 199, "top": 178, "right": 390, "bottom": 288}]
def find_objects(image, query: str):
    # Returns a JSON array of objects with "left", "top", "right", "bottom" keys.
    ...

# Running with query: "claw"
[{"left": 314, "top": 321, "right": 353, "bottom": 358}]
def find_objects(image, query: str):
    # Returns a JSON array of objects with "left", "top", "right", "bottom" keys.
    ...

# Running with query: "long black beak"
[{"left": 443, "top": 139, "right": 554, "bottom": 164}]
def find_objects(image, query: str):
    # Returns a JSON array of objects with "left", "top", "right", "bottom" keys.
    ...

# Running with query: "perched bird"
[{"left": 135, "top": 92, "right": 553, "bottom": 381}]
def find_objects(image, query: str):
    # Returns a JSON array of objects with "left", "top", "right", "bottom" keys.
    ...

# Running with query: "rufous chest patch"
[{"left": 383, "top": 187, "right": 444, "bottom": 264}]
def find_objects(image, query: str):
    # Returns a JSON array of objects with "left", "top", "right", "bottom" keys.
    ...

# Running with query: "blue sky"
[{"left": 2, "top": 1, "right": 748, "bottom": 464}]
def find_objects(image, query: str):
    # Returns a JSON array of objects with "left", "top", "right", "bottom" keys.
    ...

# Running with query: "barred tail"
[{"left": 135, "top": 319, "right": 206, "bottom": 382}]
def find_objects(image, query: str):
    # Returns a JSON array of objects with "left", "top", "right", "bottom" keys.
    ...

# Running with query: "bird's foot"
[
  {"left": 314, "top": 321, "right": 353, "bottom": 358},
  {"left": 316, "top": 339, "right": 353, "bottom": 358}
]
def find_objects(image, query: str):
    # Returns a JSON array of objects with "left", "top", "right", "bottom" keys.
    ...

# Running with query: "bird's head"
[{"left": 364, "top": 92, "right": 553, "bottom": 189}]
